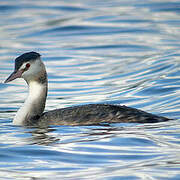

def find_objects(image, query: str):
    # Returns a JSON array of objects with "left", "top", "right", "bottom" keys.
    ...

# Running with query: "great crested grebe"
[{"left": 4, "top": 52, "right": 170, "bottom": 126}]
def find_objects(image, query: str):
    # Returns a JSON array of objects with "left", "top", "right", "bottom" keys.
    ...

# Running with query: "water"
[{"left": 0, "top": 0, "right": 180, "bottom": 179}]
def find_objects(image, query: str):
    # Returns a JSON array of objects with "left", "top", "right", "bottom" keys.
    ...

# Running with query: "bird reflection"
[{"left": 25, "top": 124, "right": 122, "bottom": 145}]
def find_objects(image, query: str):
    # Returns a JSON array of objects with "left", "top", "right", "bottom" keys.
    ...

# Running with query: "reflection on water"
[
  {"left": 0, "top": 121, "right": 180, "bottom": 179},
  {"left": 0, "top": 0, "right": 180, "bottom": 179}
]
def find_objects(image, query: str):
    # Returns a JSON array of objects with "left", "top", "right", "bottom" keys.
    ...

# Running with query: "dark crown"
[{"left": 15, "top": 52, "right": 41, "bottom": 71}]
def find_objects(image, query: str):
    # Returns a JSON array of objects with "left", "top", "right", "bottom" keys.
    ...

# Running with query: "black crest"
[{"left": 15, "top": 52, "right": 41, "bottom": 71}]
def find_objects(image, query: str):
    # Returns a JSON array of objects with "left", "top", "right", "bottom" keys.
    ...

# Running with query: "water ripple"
[{"left": 0, "top": 0, "right": 180, "bottom": 179}]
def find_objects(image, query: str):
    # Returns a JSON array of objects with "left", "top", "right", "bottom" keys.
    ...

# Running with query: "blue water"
[{"left": 0, "top": 0, "right": 180, "bottom": 179}]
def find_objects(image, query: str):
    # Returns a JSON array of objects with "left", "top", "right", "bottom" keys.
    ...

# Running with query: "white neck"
[{"left": 13, "top": 81, "right": 47, "bottom": 125}]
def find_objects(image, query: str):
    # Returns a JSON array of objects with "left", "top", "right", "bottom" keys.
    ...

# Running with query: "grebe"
[{"left": 4, "top": 52, "right": 170, "bottom": 126}]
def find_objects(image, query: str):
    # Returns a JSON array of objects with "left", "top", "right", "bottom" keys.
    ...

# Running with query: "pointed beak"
[{"left": 4, "top": 70, "right": 23, "bottom": 83}]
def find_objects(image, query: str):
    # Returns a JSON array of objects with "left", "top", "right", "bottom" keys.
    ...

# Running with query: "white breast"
[{"left": 13, "top": 81, "right": 46, "bottom": 125}]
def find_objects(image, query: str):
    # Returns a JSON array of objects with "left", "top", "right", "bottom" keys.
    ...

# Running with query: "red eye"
[{"left": 26, "top": 63, "right": 30, "bottom": 68}]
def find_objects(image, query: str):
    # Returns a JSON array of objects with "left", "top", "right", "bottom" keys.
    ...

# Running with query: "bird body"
[
  {"left": 5, "top": 52, "right": 170, "bottom": 126},
  {"left": 36, "top": 104, "right": 169, "bottom": 127}
]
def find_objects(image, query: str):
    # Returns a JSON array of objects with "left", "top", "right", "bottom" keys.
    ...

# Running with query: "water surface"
[{"left": 0, "top": 0, "right": 180, "bottom": 179}]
